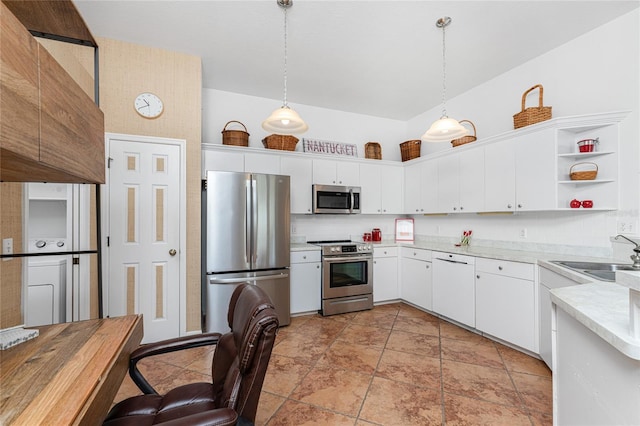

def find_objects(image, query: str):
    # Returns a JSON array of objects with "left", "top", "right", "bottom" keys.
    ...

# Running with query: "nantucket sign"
[{"left": 302, "top": 138, "right": 358, "bottom": 157}]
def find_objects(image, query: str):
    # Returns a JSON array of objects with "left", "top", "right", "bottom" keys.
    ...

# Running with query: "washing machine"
[{"left": 26, "top": 239, "right": 68, "bottom": 326}]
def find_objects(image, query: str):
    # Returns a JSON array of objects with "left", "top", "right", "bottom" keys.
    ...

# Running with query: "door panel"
[{"left": 108, "top": 137, "right": 181, "bottom": 343}]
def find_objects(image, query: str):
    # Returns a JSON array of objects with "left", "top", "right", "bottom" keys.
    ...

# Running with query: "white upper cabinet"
[
  {"left": 281, "top": 156, "right": 313, "bottom": 214},
  {"left": 202, "top": 148, "right": 244, "bottom": 175},
  {"left": 202, "top": 112, "right": 625, "bottom": 215},
  {"left": 514, "top": 129, "right": 556, "bottom": 211},
  {"left": 404, "top": 159, "right": 438, "bottom": 214},
  {"left": 312, "top": 158, "right": 360, "bottom": 186},
  {"left": 380, "top": 166, "right": 403, "bottom": 214},
  {"left": 244, "top": 152, "right": 281, "bottom": 175},
  {"left": 361, "top": 163, "right": 403, "bottom": 214},
  {"left": 484, "top": 141, "right": 516, "bottom": 212},
  {"left": 437, "top": 148, "right": 484, "bottom": 213},
  {"left": 360, "top": 163, "right": 382, "bottom": 213},
  {"left": 484, "top": 128, "right": 558, "bottom": 212}
]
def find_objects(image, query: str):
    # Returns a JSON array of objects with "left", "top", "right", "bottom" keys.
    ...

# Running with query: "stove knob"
[
  {"left": 35, "top": 240, "right": 46, "bottom": 248},
  {"left": 56, "top": 241, "right": 65, "bottom": 248}
]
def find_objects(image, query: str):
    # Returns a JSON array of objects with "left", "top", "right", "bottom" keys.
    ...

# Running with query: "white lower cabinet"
[
  {"left": 432, "top": 251, "right": 476, "bottom": 328},
  {"left": 373, "top": 246, "right": 398, "bottom": 303},
  {"left": 400, "top": 247, "right": 432, "bottom": 310},
  {"left": 290, "top": 250, "right": 321, "bottom": 314},
  {"left": 475, "top": 258, "right": 536, "bottom": 352}
]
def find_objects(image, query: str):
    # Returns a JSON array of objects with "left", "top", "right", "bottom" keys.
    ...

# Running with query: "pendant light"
[
  {"left": 422, "top": 17, "right": 468, "bottom": 142},
  {"left": 262, "top": 0, "right": 308, "bottom": 135}
]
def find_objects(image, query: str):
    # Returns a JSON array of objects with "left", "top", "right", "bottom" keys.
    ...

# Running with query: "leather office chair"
[{"left": 104, "top": 283, "right": 279, "bottom": 426}]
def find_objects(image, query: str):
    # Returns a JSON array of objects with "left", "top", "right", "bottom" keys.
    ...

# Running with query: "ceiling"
[{"left": 73, "top": 1, "right": 639, "bottom": 121}]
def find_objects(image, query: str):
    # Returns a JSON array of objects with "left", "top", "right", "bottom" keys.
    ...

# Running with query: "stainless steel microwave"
[{"left": 312, "top": 184, "right": 361, "bottom": 214}]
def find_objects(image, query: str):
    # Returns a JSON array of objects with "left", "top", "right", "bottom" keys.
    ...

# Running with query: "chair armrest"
[
  {"left": 130, "top": 332, "right": 222, "bottom": 394},
  {"left": 156, "top": 407, "right": 239, "bottom": 426}
]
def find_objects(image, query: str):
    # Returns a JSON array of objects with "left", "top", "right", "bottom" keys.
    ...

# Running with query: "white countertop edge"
[
  {"left": 617, "top": 270, "right": 640, "bottom": 291},
  {"left": 551, "top": 283, "right": 640, "bottom": 360}
]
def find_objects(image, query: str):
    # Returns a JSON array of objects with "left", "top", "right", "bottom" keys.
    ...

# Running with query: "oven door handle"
[{"left": 324, "top": 255, "right": 372, "bottom": 263}]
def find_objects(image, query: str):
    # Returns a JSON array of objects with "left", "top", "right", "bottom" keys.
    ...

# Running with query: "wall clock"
[{"left": 134, "top": 92, "right": 164, "bottom": 118}]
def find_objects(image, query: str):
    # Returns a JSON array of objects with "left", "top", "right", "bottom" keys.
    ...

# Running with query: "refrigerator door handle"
[
  {"left": 209, "top": 272, "right": 289, "bottom": 284},
  {"left": 250, "top": 176, "right": 258, "bottom": 265},
  {"left": 245, "top": 178, "right": 251, "bottom": 264}
]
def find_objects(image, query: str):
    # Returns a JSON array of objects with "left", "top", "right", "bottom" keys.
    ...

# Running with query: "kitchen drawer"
[
  {"left": 476, "top": 257, "right": 534, "bottom": 280},
  {"left": 374, "top": 246, "right": 398, "bottom": 258},
  {"left": 290, "top": 250, "right": 321, "bottom": 264},
  {"left": 433, "top": 251, "right": 475, "bottom": 265},
  {"left": 400, "top": 247, "right": 432, "bottom": 262}
]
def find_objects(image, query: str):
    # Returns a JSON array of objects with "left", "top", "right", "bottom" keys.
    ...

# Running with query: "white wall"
[
  {"left": 202, "top": 89, "right": 407, "bottom": 161},
  {"left": 203, "top": 9, "right": 639, "bottom": 254},
  {"left": 405, "top": 9, "right": 639, "bottom": 252}
]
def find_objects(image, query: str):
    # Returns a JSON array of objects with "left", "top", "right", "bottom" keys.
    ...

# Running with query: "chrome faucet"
[{"left": 615, "top": 235, "right": 640, "bottom": 269}]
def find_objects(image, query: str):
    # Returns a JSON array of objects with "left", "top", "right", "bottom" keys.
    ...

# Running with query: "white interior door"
[{"left": 106, "top": 134, "right": 183, "bottom": 343}]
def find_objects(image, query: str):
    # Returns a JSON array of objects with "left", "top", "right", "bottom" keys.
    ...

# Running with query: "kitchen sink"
[{"left": 551, "top": 260, "right": 639, "bottom": 282}]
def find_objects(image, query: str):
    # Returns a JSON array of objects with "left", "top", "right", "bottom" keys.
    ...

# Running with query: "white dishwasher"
[{"left": 432, "top": 251, "right": 476, "bottom": 328}]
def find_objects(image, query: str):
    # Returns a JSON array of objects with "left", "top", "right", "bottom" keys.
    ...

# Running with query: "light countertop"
[{"left": 551, "top": 273, "right": 640, "bottom": 360}]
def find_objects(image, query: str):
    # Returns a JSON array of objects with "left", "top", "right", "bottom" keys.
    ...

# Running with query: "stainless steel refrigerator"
[{"left": 202, "top": 171, "right": 290, "bottom": 332}]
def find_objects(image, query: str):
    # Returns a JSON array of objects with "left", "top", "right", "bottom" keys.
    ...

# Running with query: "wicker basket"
[
  {"left": 365, "top": 142, "right": 382, "bottom": 160},
  {"left": 513, "top": 84, "right": 552, "bottom": 129},
  {"left": 222, "top": 121, "right": 249, "bottom": 146},
  {"left": 400, "top": 140, "right": 421, "bottom": 162},
  {"left": 262, "top": 134, "right": 299, "bottom": 151},
  {"left": 451, "top": 120, "right": 477, "bottom": 147},
  {"left": 570, "top": 162, "right": 598, "bottom": 180}
]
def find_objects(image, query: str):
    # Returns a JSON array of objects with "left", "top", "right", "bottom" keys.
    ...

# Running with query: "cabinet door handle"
[
  {"left": 507, "top": 204, "right": 512, "bottom": 209},
  {"left": 498, "top": 266, "right": 503, "bottom": 271},
  {"left": 426, "top": 265, "right": 430, "bottom": 269},
  {"left": 303, "top": 256, "right": 307, "bottom": 259},
  {"left": 518, "top": 204, "right": 523, "bottom": 208},
  {"left": 460, "top": 206, "right": 464, "bottom": 211},
  {"left": 476, "top": 275, "right": 480, "bottom": 279},
  {"left": 316, "top": 265, "right": 320, "bottom": 269}
]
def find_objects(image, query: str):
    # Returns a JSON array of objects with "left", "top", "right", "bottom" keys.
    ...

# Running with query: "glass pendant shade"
[
  {"left": 422, "top": 116, "right": 469, "bottom": 142},
  {"left": 262, "top": 105, "right": 308, "bottom": 135}
]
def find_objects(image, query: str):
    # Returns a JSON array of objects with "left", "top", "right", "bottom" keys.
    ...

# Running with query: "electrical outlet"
[
  {"left": 291, "top": 224, "right": 297, "bottom": 234},
  {"left": 520, "top": 228, "right": 527, "bottom": 238},
  {"left": 617, "top": 222, "right": 635, "bottom": 234},
  {"left": 2, "top": 238, "right": 13, "bottom": 261}
]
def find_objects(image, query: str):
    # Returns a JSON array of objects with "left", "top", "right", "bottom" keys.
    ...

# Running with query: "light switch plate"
[{"left": 2, "top": 238, "right": 13, "bottom": 261}]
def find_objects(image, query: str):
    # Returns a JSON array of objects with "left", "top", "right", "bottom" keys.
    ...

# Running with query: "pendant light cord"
[
  {"left": 440, "top": 20, "right": 447, "bottom": 118},
  {"left": 282, "top": 6, "right": 288, "bottom": 108}
]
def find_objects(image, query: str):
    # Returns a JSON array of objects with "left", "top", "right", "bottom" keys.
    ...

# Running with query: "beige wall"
[
  {"left": 0, "top": 183, "right": 25, "bottom": 329},
  {"left": 97, "top": 38, "right": 202, "bottom": 332}
]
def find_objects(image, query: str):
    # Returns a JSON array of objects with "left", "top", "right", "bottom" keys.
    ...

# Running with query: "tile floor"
[{"left": 113, "top": 303, "right": 552, "bottom": 425}]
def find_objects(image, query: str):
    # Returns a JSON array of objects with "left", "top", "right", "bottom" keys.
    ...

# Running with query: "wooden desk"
[{"left": 0, "top": 315, "right": 143, "bottom": 425}]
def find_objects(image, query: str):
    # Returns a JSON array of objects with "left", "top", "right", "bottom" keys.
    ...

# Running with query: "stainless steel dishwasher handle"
[
  {"left": 435, "top": 257, "right": 468, "bottom": 265},
  {"left": 209, "top": 273, "right": 289, "bottom": 284}
]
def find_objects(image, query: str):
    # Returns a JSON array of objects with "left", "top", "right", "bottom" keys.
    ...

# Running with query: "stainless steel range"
[{"left": 309, "top": 240, "right": 373, "bottom": 316}]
